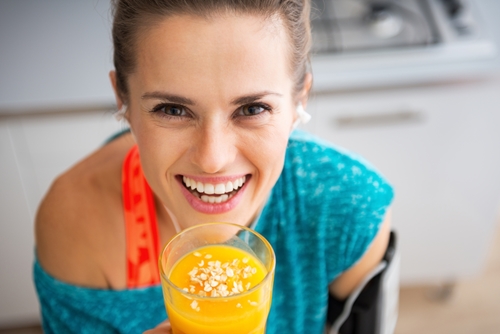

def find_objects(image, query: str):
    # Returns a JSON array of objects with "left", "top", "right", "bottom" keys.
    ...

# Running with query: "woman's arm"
[{"left": 328, "top": 210, "right": 392, "bottom": 300}]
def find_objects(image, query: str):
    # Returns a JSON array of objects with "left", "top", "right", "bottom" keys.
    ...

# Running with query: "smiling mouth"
[{"left": 181, "top": 175, "right": 248, "bottom": 204}]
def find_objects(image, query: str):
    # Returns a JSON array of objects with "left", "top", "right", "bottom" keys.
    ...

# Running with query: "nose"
[{"left": 190, "top": 119, "right": 236, "bottom": 174}]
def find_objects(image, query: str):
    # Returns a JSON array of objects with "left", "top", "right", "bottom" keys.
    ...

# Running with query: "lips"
[{"left": 177, "top": 175, "right": 249, "bottom": 214}]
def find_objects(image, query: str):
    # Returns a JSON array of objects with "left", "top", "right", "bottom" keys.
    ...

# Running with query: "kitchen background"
[{"left": 1, "top": 0, "right": 499, "bottom": 333}]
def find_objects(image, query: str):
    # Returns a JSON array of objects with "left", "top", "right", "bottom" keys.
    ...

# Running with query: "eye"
[
  {"left": 238, "top": 104, "right": 270, "bottom": 117},
  {"left": 152, "top": 104, "right": 187, "bottom": 117}
]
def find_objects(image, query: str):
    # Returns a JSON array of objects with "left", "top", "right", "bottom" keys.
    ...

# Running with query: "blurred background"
[{"left": 0, "top": 0, "right": 499, "bottom": 333}]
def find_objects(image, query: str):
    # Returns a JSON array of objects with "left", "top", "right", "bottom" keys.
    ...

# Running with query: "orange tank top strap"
[{"left": 122, "top": 145, "right": 161, "bottom": 288}]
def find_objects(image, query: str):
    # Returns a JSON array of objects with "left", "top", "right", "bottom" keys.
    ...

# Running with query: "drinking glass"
[{"left": 159, "top": 222, "right": 275, "bottom": 334}]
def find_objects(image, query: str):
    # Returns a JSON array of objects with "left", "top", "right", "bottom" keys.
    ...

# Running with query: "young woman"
[{"left": 34, "top": 1, "right": 394, "bottom": 333}]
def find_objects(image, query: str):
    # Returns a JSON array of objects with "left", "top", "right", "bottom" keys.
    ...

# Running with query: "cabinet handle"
[{"left": 334, "top": 110, "right": 423, "bottom": 128}]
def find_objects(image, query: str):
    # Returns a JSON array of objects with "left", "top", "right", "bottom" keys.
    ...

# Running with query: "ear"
[
  {"left": 298, "top": 72, "right": 313, "bottom": 109},
  {"left": 292, "top": 72, "right": 313, "bottom": 129},
  {"left": 109, "top": 70, "right": 124, "bottom": 110}
]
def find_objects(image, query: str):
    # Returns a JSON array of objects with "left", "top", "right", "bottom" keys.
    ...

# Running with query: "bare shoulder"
[{"left": 35, "top": 132, "right": 135, "bottom": 288}]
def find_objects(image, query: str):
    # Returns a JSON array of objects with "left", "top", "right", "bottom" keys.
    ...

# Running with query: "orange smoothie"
[{"left": 163, "top": 245, "right": 272, "bottom": 334}]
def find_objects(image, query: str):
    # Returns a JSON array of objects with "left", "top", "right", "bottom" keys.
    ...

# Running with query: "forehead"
[{"left": 130, "top": 14, "right": 293, "bottom": 99}]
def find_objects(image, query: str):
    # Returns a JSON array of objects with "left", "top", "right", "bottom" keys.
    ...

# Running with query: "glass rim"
[{"left": 159, "top": 222, "right": 276, "bottom": 301}]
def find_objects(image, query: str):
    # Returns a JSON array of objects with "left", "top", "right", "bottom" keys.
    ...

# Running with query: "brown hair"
[{"left": 111, "top": 0, "right": 311, "bottom": 103}]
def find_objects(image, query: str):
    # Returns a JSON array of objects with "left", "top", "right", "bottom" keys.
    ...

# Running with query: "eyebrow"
[
  {"left": 141, "top": 91, "right": 282, "bottom": 106},
  {"left": 141, "top": 92, "right": 196, "bottom": 105},
  {"left": 231, "top": 91, "right": 283, "bottom": 105}
]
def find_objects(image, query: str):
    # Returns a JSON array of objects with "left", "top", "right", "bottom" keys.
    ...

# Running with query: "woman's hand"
[{"left": 143, "top": 320, "right": 172, "bottom": 334}]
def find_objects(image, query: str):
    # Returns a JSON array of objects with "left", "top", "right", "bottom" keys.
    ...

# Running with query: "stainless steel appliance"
[
  {"left": 309, "top": 0, "right": 498, "bottom": 91},
  {"left": 311, "top": 0, "right": 438, "bottom": 53},
  {"left": 312, "top": 0, "right": 485, "bottom": 53}
]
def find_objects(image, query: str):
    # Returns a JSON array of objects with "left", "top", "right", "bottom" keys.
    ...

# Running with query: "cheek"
[
  {"left": 141, "top": 133, "right": 185, "bottom": 168},
  {"left": 130, "top": 117, "right": 187, "bottom": 190},
  {"left": 243, "top": 125, "right": 290, "bottom": 178}
]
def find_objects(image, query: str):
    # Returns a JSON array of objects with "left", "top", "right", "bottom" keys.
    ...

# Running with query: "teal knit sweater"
[{"left": 34, "top": 130, "right": 394, "bottom": 333}]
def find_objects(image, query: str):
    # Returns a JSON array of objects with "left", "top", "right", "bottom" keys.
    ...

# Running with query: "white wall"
[{"left": 0, "top": 0, "right": 115, "bottom": 113}]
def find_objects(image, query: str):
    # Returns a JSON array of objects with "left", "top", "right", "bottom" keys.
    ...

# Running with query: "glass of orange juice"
[{"left": 159, "top": 222, "right": 275, "bottom": 334}]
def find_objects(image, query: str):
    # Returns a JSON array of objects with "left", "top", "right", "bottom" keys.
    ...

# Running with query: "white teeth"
[
  {"left": 183, "top": 176, "right": 246, "bottom": 198},
  {"left": 200, "top": 194, "right": 230, "bottom": 204},
  {"left": 196, "top": 182, "right": 204, "bottom": 193},
  {"left": 204, "top": 184, "right": 215, "bottom": 195},
  {"left": 214, "top": 184, "right": 226, "bottom": 195}
]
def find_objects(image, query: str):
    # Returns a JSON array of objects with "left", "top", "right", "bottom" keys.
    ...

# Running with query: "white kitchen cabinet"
[
  {"left": 0, "top": 120, "right": 40, "bottom": 326},
  {"left": 305, "top": 77, "right": 500, "bottom": 285},
  {"left": 15, "top": 111, "right": 125, "bottom": 215},
  {"left": 0, "top": 111, "right": 123, "bottom": 327}
]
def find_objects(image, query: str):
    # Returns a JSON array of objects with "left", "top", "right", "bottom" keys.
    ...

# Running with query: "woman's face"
[{"left": 123, "top": 13, "right": 300, "bottom": 229}]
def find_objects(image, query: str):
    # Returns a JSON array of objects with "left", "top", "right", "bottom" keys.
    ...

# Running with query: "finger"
[
  {"left": 143, "top": 320, "right": 172, "bottom": 333},
  {"left": 156, "top": 321, "right": 172, "bottom": 330}
]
